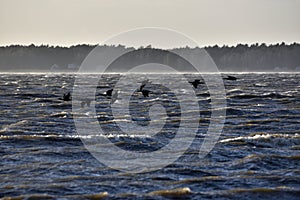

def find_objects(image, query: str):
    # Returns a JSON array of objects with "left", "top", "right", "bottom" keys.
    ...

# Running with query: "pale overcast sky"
[{"left": 0, "top": 0, "right": 299, "bottom": 47}]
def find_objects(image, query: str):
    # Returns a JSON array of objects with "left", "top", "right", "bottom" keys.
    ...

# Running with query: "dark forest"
[{"left": 0, "top": 43, "right": 299, "bottom": 72}]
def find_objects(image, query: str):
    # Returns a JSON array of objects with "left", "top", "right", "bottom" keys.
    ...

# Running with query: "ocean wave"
[
  {"left": 220, "top": 133, "right": 300, "bottom": 147},
  {"left": 228, "top": 92, "right": 294, "bottom": 99}
]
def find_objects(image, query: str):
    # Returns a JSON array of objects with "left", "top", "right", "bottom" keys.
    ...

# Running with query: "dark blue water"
[{"left": 0, "top": 73, "right": 299, "bottom": 199}]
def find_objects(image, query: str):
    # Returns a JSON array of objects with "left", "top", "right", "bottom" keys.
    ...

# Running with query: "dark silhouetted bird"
[
  {"left": 62, "top": 92, "right": 71, "bottom": 101},
  {"left": 189, "top": 79, "right": 203, "bottom": 88},
  {"left": 139, "top": 81, "right": 152, "bottom": 97},
  {"left": 98, "top": 89, "right": 118, "bottom": 104},
  {"left": 224, "top": 75, "right": 237, "bottom": 81},
  {"left": 105, "top": 89, "right": 113, "bottom": 97}
]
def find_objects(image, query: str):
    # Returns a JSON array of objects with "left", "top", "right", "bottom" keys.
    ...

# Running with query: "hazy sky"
[{"left": 0, "top": 0, "right": 299, "bottom": 47}]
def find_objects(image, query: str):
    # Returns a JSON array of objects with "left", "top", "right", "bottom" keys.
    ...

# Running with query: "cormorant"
[
  {"left": 139, "top": 81, "right": 151, "bottom": 97},
  {"left": 98, "top": 89, "right": 118, "bottom": 104},
  {"left": 105, "top": 89, "right": 113, "bottom": 97},
  {"left": 62, "top": 92, "right": 71, "bottom": 101},
  {"left": 189, "top": 79, "right": 203, "bottom": 88},
  {"left": 224, "top": 75, "right": 237, "bottom": 81}
]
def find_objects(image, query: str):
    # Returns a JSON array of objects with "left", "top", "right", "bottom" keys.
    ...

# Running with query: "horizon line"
[{"left": 0, "top": 42, "right": 299, "bottom": 49}]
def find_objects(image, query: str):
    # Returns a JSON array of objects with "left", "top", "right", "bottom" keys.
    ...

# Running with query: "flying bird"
[
  {"left": 98, "top": 89, "right": 119, "bottom": 104},
  {"left": 60, "top": 92, "right": 71, "bottom": 101},
  {"left": 105, "top": 89, "right": 113, "bottom": 97},
  {"left": 223, "top": 75, "right": 237, "bottom": 81},
  {"left": 189, "top": 79, "right": 203, "bottom": 88},
  {"left": 139, "top": 81, "right": 152, "bottom": 97}
]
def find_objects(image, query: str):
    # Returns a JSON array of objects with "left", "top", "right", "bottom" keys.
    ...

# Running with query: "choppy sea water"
[{"left": 0, "top": 73, "right": 299, "bottom": 200}]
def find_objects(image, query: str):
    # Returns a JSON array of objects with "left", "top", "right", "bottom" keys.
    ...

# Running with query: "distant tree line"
[
  {"left": 0, "top": 43, "right": 299, "bottom": 72},
  {"left": 205, "top": 43, "right": 300, "bottom": 71}
]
